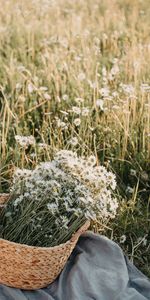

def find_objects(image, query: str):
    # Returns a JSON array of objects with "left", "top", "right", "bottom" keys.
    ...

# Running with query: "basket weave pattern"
[{"left": 0, "top": 194, "right": 90, "bottom": 290}]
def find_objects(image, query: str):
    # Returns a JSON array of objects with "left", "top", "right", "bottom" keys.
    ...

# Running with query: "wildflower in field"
[
  {"left": 120, "top": 83, "right": 135, "bottom": 95},
  {"left": 27, "top": 83, "right": 35, "bottom": 94},
  {"left": 68, "top": 137, "right": 78, "bottom": 146},
  {"left": 43, "top": 93, "right": 51, "bottom": 100},
  {"left": 56, "top": 118, "right": 68, "bottom": 129},
  {"left": 72, "top": 106, "right": 81, "bottom": 114},
  {"left": 87, "top": 80, "right": 97, "bottom": 89},
  {"left": 109, "top": 64, "right": 119, "bottom": 80},
  {"left": 126, "top": 186, "right": 134, "bottom": 194},
  {"left": 120, "top": 235, "right": 126, "bottom": 244},
  {"left": 15, "top": 135, "right": 35, "bottom": 148},
  {"left": 30, "top": 153, "right": 36, "bottom": 159},
  {"left": 96, "top": 99, "right": 104, "bottom": 110},
  {"left": 137, "top": 236, "right": 148, "bottom": 247},
  {"left": 62, "top": 94, "right": 69, "bottom": 101},
  {"left": 140, "top": 84, "right": 150, "bottom": 93},
  {"left": 15, "top": 83, "right": 22, "bottom": 90},
  {"left": 81, "top": 107, "right": 90, "bottom": 116},
  {"left": 99, "top": 87, "right": 110, "bottom": 97},
  {"left": 38, "top": 143, "right": 48, "bottom": 149},
  {"left": 77, "top": 72, "right": 86, "bottom": 81},
  {"left": 111, "top": 65, "right": 119, "bottom": 76},
  {"left": 141, "top": 171, "right": 149, "bottom": 181},
  {"left": 130, "top": 169, "right": 137, "bottom": 176},
  {"left": 102, "top": 66, "right": 107, "bottom": 78},
  {"left": 93, "top": 37, "right": 100, "bottom": 45},
  {"left": 13, "top": 168, "right": 32, "bottom": 180},
  {"left": 142, "top": 237, "right": 148, "bottom": 247},
  {"left": 106, "top": 172, "right": 116, "bottom": 190},
  {"left": 74, "top": 118, "right": 81, "bottom": 126}
]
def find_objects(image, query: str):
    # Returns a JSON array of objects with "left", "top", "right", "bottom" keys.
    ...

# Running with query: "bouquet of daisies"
[{"left": 0, "top": 150, "right": 118, "bottom": 247}]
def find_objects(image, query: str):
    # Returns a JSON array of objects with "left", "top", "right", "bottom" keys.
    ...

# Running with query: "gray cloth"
[{"left": 0, "top": 232, "right": 149, "bottom": 300}]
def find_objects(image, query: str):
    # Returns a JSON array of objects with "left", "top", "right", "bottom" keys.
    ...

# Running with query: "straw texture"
[{"left": 0, "top": 194, "right": 90, "bottom": 290}]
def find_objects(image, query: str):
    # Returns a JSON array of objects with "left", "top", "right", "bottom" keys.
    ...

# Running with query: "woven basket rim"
[{"left": 0, "top": 193, "right": 90, "bottom": 250}]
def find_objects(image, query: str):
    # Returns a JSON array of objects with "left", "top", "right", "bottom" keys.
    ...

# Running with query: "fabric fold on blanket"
[{"left": 0, "top": 231, "right": 149, "bottom": 300}]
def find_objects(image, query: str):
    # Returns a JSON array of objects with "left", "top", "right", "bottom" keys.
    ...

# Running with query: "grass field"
[{"left": 0, "top": 0, "right": 149, "bottom": 276}]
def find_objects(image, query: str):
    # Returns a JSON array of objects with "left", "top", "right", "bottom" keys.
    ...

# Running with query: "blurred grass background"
[{"left": 0, "top": 0, "right": 149, "bottom": 276}]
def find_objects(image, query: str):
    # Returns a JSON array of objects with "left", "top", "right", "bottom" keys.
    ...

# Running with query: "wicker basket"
[{"left": 0, "top": 194, "right": 90, "bottom": 290}]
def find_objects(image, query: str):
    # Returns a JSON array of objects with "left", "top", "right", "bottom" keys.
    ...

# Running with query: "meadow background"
[{"left": 0, "top": 0, "right": 149, "bottom": 276}]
